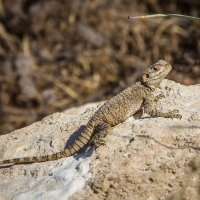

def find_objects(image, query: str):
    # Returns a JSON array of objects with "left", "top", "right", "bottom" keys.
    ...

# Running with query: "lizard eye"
[
  {"left": 145, "top": 74, "right": 149, "bottom": 78},
  {"left": 153, "top": 66, "right": 159, "bottom": 71}
]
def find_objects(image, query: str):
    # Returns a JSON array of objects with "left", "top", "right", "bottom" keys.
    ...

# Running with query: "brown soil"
[{"left": 0, "top": 0, "right": 199, "bottom": 134}]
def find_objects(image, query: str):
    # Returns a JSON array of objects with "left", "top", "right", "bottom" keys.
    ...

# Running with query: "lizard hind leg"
[{"left": 89, "top": 122, "right": 111, "bottom": 148}]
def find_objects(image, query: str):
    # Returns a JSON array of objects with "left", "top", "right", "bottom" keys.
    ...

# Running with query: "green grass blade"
[{"left": 128, "top": 14, "right": 200, "bottom": 22}]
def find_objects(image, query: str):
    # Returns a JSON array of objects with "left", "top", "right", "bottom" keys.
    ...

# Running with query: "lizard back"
[{"left": 90, "top": 82, "right": 147, "bottom": 126}]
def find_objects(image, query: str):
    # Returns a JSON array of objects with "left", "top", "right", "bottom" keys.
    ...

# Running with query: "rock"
[{"left": 0, "top": 79, "right": 200, "bottom": 200}]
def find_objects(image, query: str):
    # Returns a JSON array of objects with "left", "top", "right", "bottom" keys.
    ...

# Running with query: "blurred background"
[{"left": 0, "top": 0, "right": 199, "bottom": 134}]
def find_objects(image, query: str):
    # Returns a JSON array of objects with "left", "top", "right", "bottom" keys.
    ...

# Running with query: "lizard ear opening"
[{"left": 141, "top": 73, "right": 149, "bottom": 83}]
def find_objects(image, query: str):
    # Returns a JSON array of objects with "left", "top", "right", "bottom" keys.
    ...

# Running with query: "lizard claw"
[
  {"left": 89, "top": 137, "right": 107, "bottom": 150},
  {"left": 168, "top": 109, "right": 182, "bottom": 119},
  {"left": 154, "top": 94, "right": 165, "bottom": 102},
  {"left": 158, "top": 94, "right": 165, "bottom": 99},
  {"left": 171, "top": 109, "right": 179, "bottom": 113},
  {"left": 94, "top": 139, "right": 106, "bottom": 148},
  {"left": 176, "top": 114, "right": 182, "bottom": 120}
]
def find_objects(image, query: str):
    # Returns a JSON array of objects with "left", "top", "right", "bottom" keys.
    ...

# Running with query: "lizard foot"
[
  {"left": 90, "top": 136, "right": 106, "bottom": 149},
  {"left": 154, "top": 93, "right": 165, "bottom": 102},
  {"left": 94, "top": 140, "right": 107, "bottom": 150},
  {"left": 163, "top": 109, "right": 182, "bottom": 119}
]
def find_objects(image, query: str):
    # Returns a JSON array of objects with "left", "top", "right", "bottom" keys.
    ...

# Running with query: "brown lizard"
[{"left": 0, "top": 60, "right": 182, "bottom": 166}]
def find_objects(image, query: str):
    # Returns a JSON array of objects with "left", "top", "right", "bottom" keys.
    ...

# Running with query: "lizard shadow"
[
  {"left": 0, "top": 125, "right": 94, "bottom": 169},
  {"left": 64, "top": 125, "right": 94, "bottom": 160}
]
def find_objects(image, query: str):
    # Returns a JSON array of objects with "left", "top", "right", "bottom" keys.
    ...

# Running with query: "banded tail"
[{"left": 0, "top": 124, "right": 94, "bottom": 166}]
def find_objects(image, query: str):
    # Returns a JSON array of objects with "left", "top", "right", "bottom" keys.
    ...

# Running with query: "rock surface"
[{"left": 0, "top": 79, "right": 200, "bottom": 200}]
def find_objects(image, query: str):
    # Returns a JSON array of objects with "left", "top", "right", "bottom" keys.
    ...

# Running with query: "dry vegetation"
[{"left": 0, "top": 0, "right": 199, "bottom": 134}]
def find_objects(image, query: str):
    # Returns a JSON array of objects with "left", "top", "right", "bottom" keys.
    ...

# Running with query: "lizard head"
[{"left": 141, "top": 60, "right": 172, "bottom": 90}]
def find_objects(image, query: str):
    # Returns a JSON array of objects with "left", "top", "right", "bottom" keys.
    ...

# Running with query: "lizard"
[{"left": 0, "top": 59, "right": 182, "bottom": 166}]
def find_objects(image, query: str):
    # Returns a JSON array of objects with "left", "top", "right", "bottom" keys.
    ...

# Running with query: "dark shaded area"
[{"left": 0, "top": 0, "right": 199, "bottom": 134}]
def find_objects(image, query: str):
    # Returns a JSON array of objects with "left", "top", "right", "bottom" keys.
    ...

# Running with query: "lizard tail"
[{"left": 0, "top": 124, "right": 94, "bottom": 166}]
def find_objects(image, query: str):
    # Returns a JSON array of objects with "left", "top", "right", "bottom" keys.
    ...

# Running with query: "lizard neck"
[{"left": 141, "top": 81, "right": 156, "bottom": 92}]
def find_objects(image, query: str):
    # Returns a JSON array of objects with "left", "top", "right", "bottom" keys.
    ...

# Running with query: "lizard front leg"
[
  {"left": 143, "top": 94, "right": 182, "bottom": 119},
  {"left": 89, "top": 122, "right": 111, "bottom": 148}
]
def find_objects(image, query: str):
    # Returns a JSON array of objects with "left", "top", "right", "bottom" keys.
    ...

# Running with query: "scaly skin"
[{"left": 0, "top": 60, "right": 182, "bottom": 166}]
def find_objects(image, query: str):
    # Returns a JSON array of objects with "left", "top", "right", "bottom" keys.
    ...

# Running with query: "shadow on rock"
[{"left": 64, "top": 125, "right": 95, "bottom": 160}]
